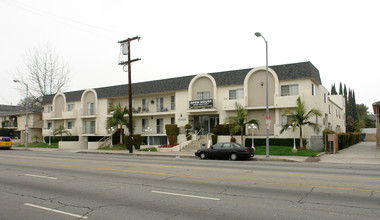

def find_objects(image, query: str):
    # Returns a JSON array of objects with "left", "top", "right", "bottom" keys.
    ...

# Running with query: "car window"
[
  {"left": 232, "top": 143, "right": 243, "bottom": 148},
  {"left": 1, "top": 138, "right": 10, "bottom": 141},
  {"left": 223, "top": 143, "right": 232, "bottom": 149},
  {"left": 213, "top": 143, "right": 223, "bottom": 150}
]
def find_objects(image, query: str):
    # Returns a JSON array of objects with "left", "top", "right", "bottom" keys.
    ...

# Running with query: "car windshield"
[{"left": 1, "top": 138, "right": 11, "bottom": 141}]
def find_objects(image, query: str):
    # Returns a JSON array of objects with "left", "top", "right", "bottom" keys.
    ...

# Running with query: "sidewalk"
[
  {"left": 11, "top": 147, "right": 309, "bottom": 162},
  {"left": 11, "top": 142, "right": 380, "bottom": 164},
  {"left": 319, "top": 141, "right": 380, "bottom": 165}
]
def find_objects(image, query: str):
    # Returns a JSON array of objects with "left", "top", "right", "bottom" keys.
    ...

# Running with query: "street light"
[
  {"left": 48, "top": 128, "right": 52, "bottom": 146},
  {"left": 255, "top": 32, "right": 270, "bottom": 158},
  {"left": 108, "top": 127, "right": 115, "bottom": 147},
  {"left": 144, "top": 126, "right": 152, "bottom": 149},
  {"left": 247, "top": 124, "right": 257, "bottom": 151},
  {"left": 13, "top": 80, "right": 29, "bottom": 149}
]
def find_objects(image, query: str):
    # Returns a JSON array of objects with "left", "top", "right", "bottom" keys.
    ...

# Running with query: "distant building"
[
  {"left": 0, "top": 104, "right": 43, "bottom": 143},
  {"left": 41, "top": 61, "right": 346, "bottom": 149},
  {"left": 373, "top": 101, "right": 380, "bottom": 148}
]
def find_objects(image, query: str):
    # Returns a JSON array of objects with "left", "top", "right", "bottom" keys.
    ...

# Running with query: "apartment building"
[
  {"left": 41, "top": 61, "right": 345, "bottom": 149},
  {"left": 0, "top": 105, "right": 43, "bottom": 143}
]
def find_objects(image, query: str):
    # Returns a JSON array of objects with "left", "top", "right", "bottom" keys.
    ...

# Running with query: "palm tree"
[
  {"left": 53, "top": 124, "right": 71, "bottom": 141},
  {"left": 225, "top": 102, "right": 259, "bottom": 145},
  {"left": 280, "top": 97, "right": 322, "bottom": 149},
  {"left": 106, "top": 103, "right": 131, "bottom": 144}
]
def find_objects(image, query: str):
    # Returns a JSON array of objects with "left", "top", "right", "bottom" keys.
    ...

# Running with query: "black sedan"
[{"left": 195, "top": 142, "right": 254, "bottom": 160}]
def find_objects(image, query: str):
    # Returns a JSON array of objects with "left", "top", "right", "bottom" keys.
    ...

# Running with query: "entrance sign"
[{"left": 189, "top": 99, "right": 213, "bottom": 109}]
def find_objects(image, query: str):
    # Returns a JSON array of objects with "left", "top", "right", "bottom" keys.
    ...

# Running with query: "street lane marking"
[
  {"left": 23, "top": 174, "right": 57, "bottom": 180},
  {"left": 3, "top": 157, "right": 380, "bottom": 193},
  {"left": 2, "top": 154, "right": 380, "bottom": 181},
  {"left": 24, "top": 203, "right": 88, "bottom": 219},
  {"left": 152, "top": 190, "right": 220, "bottom": 201}
]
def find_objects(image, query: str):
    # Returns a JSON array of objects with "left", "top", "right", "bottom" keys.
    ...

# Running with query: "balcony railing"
[
  {"left": 83, "top": 126, "right": 96, "bottom": 134},
  {"left": 81, "top": 108, "right": 96, "bottom": 116}
]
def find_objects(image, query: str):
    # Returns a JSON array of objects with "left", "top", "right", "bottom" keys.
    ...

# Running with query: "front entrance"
[{"left": 194, "top": 115, "right": 219, "bottom": 135}]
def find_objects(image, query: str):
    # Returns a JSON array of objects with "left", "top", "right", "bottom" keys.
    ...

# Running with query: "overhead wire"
[{"left": 1, "top": 0, "right": 125, "bottom": 40}]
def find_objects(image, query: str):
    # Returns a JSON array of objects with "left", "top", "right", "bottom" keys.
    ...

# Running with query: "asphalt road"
[{"left": 0, "top": 150, "right": 379, "bottom": 220}]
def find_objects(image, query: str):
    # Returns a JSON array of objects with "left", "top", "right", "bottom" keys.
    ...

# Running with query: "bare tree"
[{"left": 15, "top": 45, "right": 70, "bottom": 102}]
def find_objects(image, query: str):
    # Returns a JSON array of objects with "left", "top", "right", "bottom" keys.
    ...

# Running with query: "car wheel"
[
  {"left": 200, "top": 152, "right": 207, "bottom": 159},
  {"left": 230, "top": 153, "right": 237, "bottom": 161}
]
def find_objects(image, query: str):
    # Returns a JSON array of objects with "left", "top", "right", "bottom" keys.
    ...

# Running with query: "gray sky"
[{"left": 1, "top": 0, "right": 379, "bottom": 113}]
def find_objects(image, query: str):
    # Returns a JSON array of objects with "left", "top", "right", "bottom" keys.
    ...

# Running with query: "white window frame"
[
  {"left": 229, "top": 88, "right": 244, "bottom": 100},
  {"left": 67, "top": 103, "right": 75, "bottom": 111},
  {"left": 281, "top": 84, "right": 298, "bottom": 96},
  {"left": 196, "top": 91, "right": 210, "bottom": 100}
]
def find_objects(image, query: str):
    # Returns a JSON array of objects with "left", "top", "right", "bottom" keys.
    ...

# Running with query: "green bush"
[
  {"left": 124, "top": 134, "right": 142, "bottom": 149},
  {"left": 44, "top": 136, "right": 79, "bottom": 143},
  {"left": 245, "top": 138, "right": 307, "bottom": 147},
  {"left": 185, "top": 124, "right": 192, "bottom": 141},
  {"left": 165, "top": 124, "right": 179, "bottom": 145},
  {"left": 211, "top": 134, "right": 217, "bottom": 145}
]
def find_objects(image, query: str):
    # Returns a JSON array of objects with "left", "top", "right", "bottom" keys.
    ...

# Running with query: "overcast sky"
[{"left": 1, "top": 0, "right": 378, "bottom": 113}]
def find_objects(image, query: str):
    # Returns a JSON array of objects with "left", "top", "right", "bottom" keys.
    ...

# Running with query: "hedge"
[
  {"left": 245, "top": 138, "right": 308, "bottom": 147},
  {"left": 44, "top": 136, "right": 79, "bottom": 143},
  {"left": 322, "top": 129, "right": 362, "bottom": 151},
  {"left": 124, "top": 134, "right": 142, "bottom": 149},
  {"left": 211, "top": 124, "right": 245, "bottom": 136},
  {"left": 165, "top": 124, "right": 179, "bottom": 145}
]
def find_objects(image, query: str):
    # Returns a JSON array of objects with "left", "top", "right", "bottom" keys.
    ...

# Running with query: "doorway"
[{"left": 194, "top": 115, "right": 219, "bottom": 135}]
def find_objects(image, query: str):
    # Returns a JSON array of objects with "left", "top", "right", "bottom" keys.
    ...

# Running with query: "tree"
[
  {"left": 339, "top": 82, "right": 343, "bottom": 95},
  {"left": 225, "top": 102, "right": 259, "bottom": 145},
  {"left": 53, "top": 124, "right": 71, "bottom": 141},
  {"left": 331, "top": 83, "right": 337, "bottom": 95},
  {"left": 280, "top": 97, "right": 322, "bottom": 149},
  {"left": 15, "top": 45, "right": 70, "bottom": 104},
  {"left": 106, "top": 103, "right": 133, "bottom": 144}
]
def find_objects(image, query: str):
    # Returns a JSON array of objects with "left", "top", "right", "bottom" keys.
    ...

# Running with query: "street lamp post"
[
  {"left": 145, "top": 126, "right": 152, "bottom": 149},
  {"left": 108, "top": 127, "right": 115, "bottom": 147},
  {"left": 247, "top": 124, "right": 257, "bottom": 151},
  {"left": 255, "top": 32, "right": 269, "bottom": 158},
  {"left": 48, "top": 129, "right": 52, "bottom": 146},
  {"left": 13, "top": 80, "right": 29, "bottom": 149}
]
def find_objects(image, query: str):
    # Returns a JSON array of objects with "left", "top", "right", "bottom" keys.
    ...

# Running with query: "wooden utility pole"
[{"left": 118, "top": 36, "right": 141, "bottom": 153}]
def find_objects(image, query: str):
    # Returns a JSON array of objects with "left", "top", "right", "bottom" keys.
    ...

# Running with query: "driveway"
[{"left": 319, "top": 142, "right": 380, "bottom": 165}]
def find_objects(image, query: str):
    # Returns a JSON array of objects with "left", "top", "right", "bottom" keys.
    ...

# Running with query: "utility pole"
[{"left": 118, "top": 36, "right": 141, "bottom": 153}]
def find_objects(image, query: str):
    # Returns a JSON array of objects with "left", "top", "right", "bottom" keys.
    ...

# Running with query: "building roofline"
[{"left": 42, "top": 61, "right": 321, "bottom": 104}]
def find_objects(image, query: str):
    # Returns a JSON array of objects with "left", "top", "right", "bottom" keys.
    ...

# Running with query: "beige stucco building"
[
  {"left": 41, "top": 61, "right": 346, "bottom": 149},
  {"left": 0, "top": 105, "right": 43, "bottom": 144}
]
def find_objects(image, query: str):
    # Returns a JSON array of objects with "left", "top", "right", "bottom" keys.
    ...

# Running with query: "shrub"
[
  {"left": 245, "top": 138, "right": 307, "bottom": 147},
  {"left": 185, "top": 124, "right": 192, "bottom": 140},
  {"left": 124, "top": 134, "right": 142, "bottom": 149},
  {"left": 165, "top": 124, "right": 179, "bottom": 145},
  {"left": 211, "top": 134, "right": 217, "bottom": 145},
  {"left": 44, "top": 136, "right": 79, "bottom": 143}
]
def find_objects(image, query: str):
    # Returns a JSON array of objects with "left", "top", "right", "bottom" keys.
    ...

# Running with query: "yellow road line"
[
  {"left": 4, "top": 159, "right": 380, "bottom": 193},
  {"left": 2, "top": 154, "right": 380, "bottom": 181}
]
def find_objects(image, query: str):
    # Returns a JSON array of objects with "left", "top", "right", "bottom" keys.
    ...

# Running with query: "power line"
[{"left": 1, "top": 0, "right": 124, "bottom": 40}]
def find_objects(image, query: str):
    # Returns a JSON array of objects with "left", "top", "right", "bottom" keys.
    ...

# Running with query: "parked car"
[
  {"left": 0, "top": 137, "right": 12, "bottom": 150},
  {"left": 195, "top": 142, "right": 254, "bottom": 160}
]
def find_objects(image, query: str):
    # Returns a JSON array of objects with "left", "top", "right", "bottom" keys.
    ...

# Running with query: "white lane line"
[
  {"left": 24, "top": 174, "right": 57, "bottom": 180},
  {"left": 24, "top": 203, "right": 88, "bottom": 219},
  {"left": 152, "top": 190, "right": 220, "bottom": 201}
]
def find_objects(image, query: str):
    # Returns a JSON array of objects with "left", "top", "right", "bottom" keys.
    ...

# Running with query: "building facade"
[
  {"left": 41, "top": 61, "right": 346, "bottom": 149},
  {"left": 0, "top": 105, "right": 43, "bottom": 144}
]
